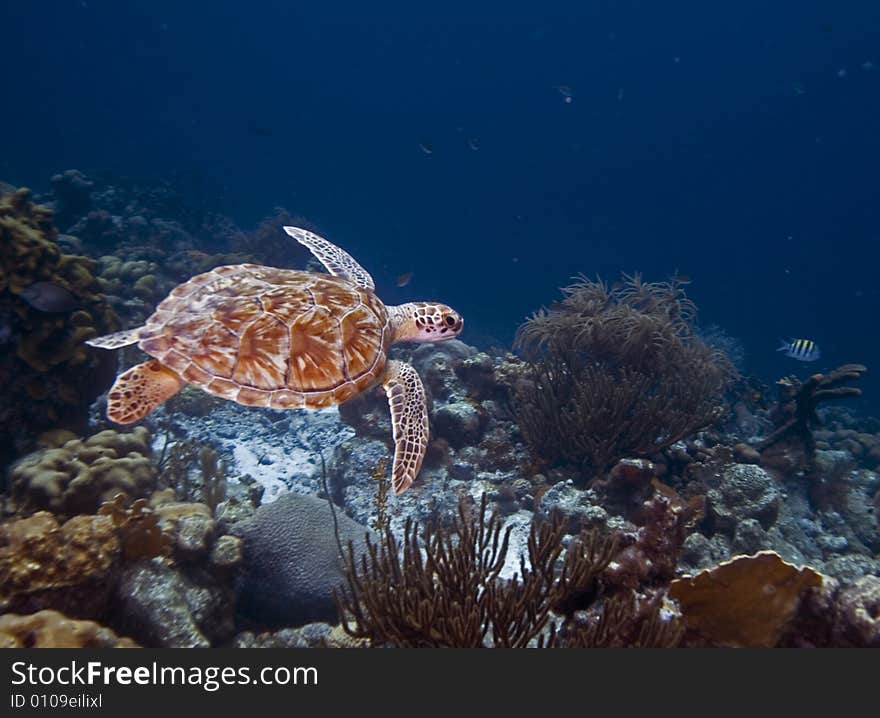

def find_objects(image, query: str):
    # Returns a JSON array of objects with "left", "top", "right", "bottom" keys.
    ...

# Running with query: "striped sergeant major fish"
[{"left": 777, "top": 338, "right": 821, "bottom": 362}]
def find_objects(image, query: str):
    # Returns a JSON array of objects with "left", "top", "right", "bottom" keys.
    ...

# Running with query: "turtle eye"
[{"left": 444, "top": 315, "right": 456, "bottom": 326}]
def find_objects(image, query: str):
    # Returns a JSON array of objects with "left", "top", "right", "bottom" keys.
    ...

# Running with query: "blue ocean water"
[{"left": 3, "top": 0, "right": 879, "bottom": 410}]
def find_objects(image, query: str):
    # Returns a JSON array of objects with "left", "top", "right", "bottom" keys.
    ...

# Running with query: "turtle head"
[{"left": 388, "top": 302, "right": 464, "bottom": 343}]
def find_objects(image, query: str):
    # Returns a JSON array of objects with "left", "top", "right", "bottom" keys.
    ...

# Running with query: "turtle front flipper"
[
  {"left": 106, "top": 359, "right": 185, "bottom": 424},
  {"left": 283, "top": 226, "right": 376, "bottom": 292},
  {"left": 382, "top": 359, "right": 429, "bottom": 494}
]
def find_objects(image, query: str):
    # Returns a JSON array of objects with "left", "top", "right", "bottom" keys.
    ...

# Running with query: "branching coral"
[
  {"left": 158, "top": 439, "right": 226, "bottom": 512},
  {"left": 758, "top": 364, "right": 866, "bottom": 467},
  {"left": 336, "top": 495, "right": 682, "bottom": 647},
  {"left": 98, "top": 494, "right": 173, "bottom": 562},
  {"left": 513, "top": 274, "right": 734, "bottom": 474}
]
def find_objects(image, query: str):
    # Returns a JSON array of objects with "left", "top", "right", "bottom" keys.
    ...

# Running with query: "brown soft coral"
[
  {"left": 6, "top": 426, "right": 157, "bottom": 518},
  {"left": 0, "top": 186, "right": 119, "bottom": 467},
  {"left": 0, "top": 610, "right": 138, "bottom": 648},
  {"left": 0, "top": 512, "right": 121, "bottom": 618},
  {"left": 513, "top": 274, "right": 734, "bottom": 474}
]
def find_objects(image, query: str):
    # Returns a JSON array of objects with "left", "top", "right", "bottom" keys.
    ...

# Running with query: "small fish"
[
  {"left": 418, "top": 141, "right": 434, "bottom": 155},
  {"left": 396, "top": 271, "right": 414, "bottom": 287},
  {"left": 777, "top": 338, "right": 821, "bottom": 362},
  {"left": 19, "top": 281, "right": 80, "bottom": 313}
]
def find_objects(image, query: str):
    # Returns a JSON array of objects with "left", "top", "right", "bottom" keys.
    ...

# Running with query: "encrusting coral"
[
  {"left": 513, "top": 273, "right": 734, "bottom": 474},
  {"left": 6, "top": 426, "right": 157, "bottom": 517},
  {"left": 0, "top": 186, "right": 119, "bottom": 467},
  {"left": 0, "top": 511, "right": 120, "bottom": 617},
  {"left": 0, "top": 610, "right": 138, "bottom": 648}
]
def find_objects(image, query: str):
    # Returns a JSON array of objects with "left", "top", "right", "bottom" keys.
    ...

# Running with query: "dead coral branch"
[{"left": 758, "top": 364, "right": 866, "bottom": 461}]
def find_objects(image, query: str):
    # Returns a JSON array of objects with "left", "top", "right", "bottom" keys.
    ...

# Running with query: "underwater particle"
[
  {"left": 792, "top": 82, "right": 806, "bottom": 95},
  {"left": 467, "top": 137, "right": 480, "bottom": 151},
  {"left": 395, "top": 271, "right": 414, "bottom": 287},
  {"left": 18, "top": 281, "right": 80, "bottom": 313},
  {"left": 553, "top": 85, "right": 573, "bottom": 103},
  {"left": 837, "top": 68, "right": 848, "bottom": 78},
  {"left": 777, "top": 338, "right": 821, "bottom": 362},
  {"left": 863, "top": 61, "right": 876, "bottom": 71},
  {"left": 418, "top": 141, "right": 434, "bottom": 155},
  {"left": 617, "top": 88, "right": 624, "bottom": 101}
]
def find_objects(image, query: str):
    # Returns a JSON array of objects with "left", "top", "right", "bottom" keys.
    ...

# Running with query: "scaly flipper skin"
[
  {"left": 106, "top": 359, "right": 185, "bottom": 424},
  {"left": 382, "top": 359, "right": 429, "bottom": 494},
  {"left": 283, "top": 226, "right": 376, "bottom": 291},
  {"left": 86, "top": 327, "right": 142, "bottom": 350}
]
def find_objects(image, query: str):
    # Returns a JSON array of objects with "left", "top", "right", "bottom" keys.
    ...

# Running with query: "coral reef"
[
  {"left": 0, "top": 511, "right": 120, "bottom": 617},
  {"left": 513, "top": 274, "right": 734, "bottom": 475},
  {"left": 0, "top": 186, "right": 119, "bottom": 467},
  {"left": 6, "top": 426, "right": 156, "bottom": 517},
  {"left": 0, "top": 610, "right": 137, "bottom": 648},
  {"left": 228, "top": 208, "right": 318, "bottom": 268},
  {"left": 831, "top": 575, "right": 880, "bottom": 647}
]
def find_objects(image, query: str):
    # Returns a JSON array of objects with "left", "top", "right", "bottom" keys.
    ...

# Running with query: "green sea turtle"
[{"left": 87, "top": 227, "right": 464, "bottom": 493}]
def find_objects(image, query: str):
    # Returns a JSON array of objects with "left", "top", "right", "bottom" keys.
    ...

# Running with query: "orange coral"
[{"left": 669, "top": 550, "right": 824, "bottom": 647}]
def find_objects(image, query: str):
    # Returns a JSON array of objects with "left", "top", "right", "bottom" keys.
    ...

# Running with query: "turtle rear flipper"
[
  {"left": 382, "top": 360, "right": 429, "bottom": 494},
  {"left": 107, "top": 359, "right": 184, "bottom": 424},
  {"left": 87, "top": 327, "right": 142, "bottom": 349}
]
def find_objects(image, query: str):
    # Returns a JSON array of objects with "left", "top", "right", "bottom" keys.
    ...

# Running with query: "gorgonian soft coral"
[{"left": 514, "top": 273, "right": 735, "bottom": 475}]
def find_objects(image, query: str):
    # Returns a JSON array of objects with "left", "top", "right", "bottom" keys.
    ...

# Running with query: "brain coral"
[
  {"left": 7, "top": 426, "right": 157, "bottom": 517},
  {"left": 0, "top": 186, "right": 119, "bottom": 468},
  {"left": 234, "top": 493, "right": 373, "bottom": 626}
]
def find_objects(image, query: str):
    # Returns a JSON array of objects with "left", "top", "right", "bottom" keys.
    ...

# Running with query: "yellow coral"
[
  {"left": 7, "top": 426, "right": 157, "bottom": 517},
  {"left": 0, "top": 610, "right": 138, "bottom": 648},
  {"left": 0, "top": 512, "right": 120, "bottom": 614}
]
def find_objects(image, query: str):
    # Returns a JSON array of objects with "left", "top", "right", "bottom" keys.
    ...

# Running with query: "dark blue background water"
[{"left": 3, "top": 1, "right": 880, "bottom": 411}]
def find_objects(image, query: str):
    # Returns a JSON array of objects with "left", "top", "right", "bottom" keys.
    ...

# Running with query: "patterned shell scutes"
[{"left": 136, "top": 265, "right": 390, "bottom": 409}]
